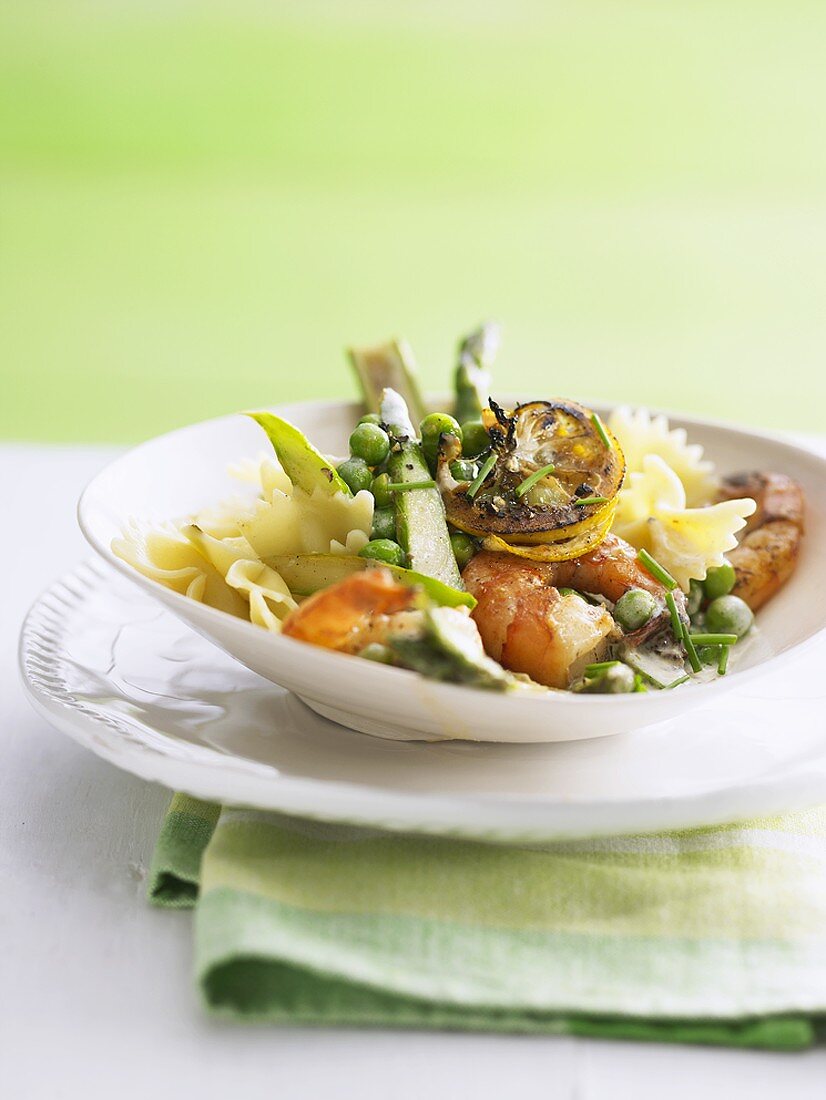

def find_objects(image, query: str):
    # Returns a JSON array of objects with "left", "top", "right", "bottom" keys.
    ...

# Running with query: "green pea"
[
  {"left": 449, "top": 458, "right": 478, "bottom": 482},
  {"left": 705, "top": 594, "right": 754, "bottom": 638},
  {"left": 359, "top": 538, "right": 406, "bottom": 567},
  {"left": 357, "top": 412, "right": 382, "bottom": 426},
  {"left": 697, "top": 644, "right": 722, "bottom": 667},
  {"left": 370, "top": 472, "right": 393, "bottom": 508},
  {"left": 577, "top": 663, "right": 635, "bottom": 694},
  {"left": 703, "top": 562, "right": 736, "bottom": 601},
  {"left": 687, "top": 579, "right": 704, "bottom": 618},
  {"left": 613, "top": 588, "right": 658, "bottom": 632},
  {"left": 359, "top": 642, "right": 394, "bottom": 664},
  {"left": 459, "top": 419, "right": 489, "bottom": 458},
  {"left": 450, "top": 531, "right": 476, "bottom": 570},
  {"left": 349, "top": 422, "right": 391, "bottom": 467},
  {"left": 337, "top": 456, "right": 373, "bottom": 494},
  {"left": 420, "top": 412, "right": 462, "bottom": 443},
  {"left": 420, "top": 412, "right": 462, "bottom": 470},
  {"left": 371, "top": 507, "right": 397, "bottom": 541}
]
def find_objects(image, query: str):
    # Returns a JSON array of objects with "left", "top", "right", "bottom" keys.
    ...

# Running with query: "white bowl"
[{"left": 78, "top": 399, "right": 826, "bottom": 743}]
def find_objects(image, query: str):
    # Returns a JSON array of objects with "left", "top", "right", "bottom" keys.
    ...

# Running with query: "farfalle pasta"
[
  {"left": 238, "top": 486, "right": 373, "bottom": 559},
  {"left": 608, "top": 405, "right": 718, "bottom": 506},
  {"left": 224, "top": 560, "right": 298, "bottom": 632},
  {"left": 613, "top": 454, "right": 756, "bottom": 590},
  {"left": 112, "top": 521, "right": 249, "bottom": 618},
  {"left": 113, "top": 445, "right": 374, "bottom": 634}
]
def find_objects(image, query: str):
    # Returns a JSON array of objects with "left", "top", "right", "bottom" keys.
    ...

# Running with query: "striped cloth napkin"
[{"left": 148, "top": 793, "right": 826, "bottom": 1048}]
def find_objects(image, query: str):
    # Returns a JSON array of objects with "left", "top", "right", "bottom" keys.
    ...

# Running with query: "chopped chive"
[
  {"left": 637, "top": 548, "right": 678, "bottom": 591},
  {"left": 665, "top": 590, "right": 682, "bottom": 638},
  {"left": 584, "top": 660, "right": 620, "bottom": 676},
  {"left": 718, "top": 646, "right": 730, "bottom": 675},
  {"left": 687, "top": 633, "right": 738, "bottom": 647},
  {"left": 680, "top": 621, "right": 702, "bottom": 673},
  {"left": 636, "top": 668, "right": 665, "bottom": 690},
  {"left": 574, "top": 496, "right": 609, "bottom": 507},
  {"left": 466, "top": 451, "right": 497, "bottom": 500},
  {"left": 666, "top": 674, "right": 691, "bottom": 690},
  {"left": 591, "top": 412, "right": 612, "bottom": 449},
  {"left": 385, "top": 479, "right": 437, "bottom": 492},
  {"left": 557, "top": 587, "right": 579, "bottom": 598},
  {"left": 515, "top": 462, "right": 556, "bottom": 499}
]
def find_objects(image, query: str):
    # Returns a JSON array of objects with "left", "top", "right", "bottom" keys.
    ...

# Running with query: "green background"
[{"left": 2, "top": 1, "right": 825, "bottom": 443}]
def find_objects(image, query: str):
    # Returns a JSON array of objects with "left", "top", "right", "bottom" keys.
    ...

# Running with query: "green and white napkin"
[{"left": 149, "top": 793, "right": 826, "bottom": 1048}]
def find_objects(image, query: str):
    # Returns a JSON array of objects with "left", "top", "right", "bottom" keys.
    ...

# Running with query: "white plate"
[
  {"left": 19, "top": 559, "right": 826, "bottom": 841},
  {"left": 77, "top": 399, "right": 826, "bottom": 743}
]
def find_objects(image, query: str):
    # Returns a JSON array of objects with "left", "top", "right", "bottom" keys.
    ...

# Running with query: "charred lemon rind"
[
  {"left": 439, "top": 398, "right": 625, "bottom": 550},
  {"left": 446, "top": 497, "right": 617, "bottom": 543},
  {"left": 481, "top": 504, "right": 617, "bottom": 562}
]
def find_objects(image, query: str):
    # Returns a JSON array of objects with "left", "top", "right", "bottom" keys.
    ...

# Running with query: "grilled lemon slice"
[{"left": 439, "top": 399, "right": 624, "bottom": 558}]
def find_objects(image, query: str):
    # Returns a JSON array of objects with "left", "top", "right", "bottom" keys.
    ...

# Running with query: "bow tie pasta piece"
[
  {"left": 181, "top": 524, "right": 255, "bottom": 576},
  {"left": 194, "top": 456, "right": 293, "bottom": 539},
  {"left": 259, "top": 457, "right": 293, "bottom": 499},
  {"left": 238, "top": 485, "right": 373, "bottom": 559},
  {"left": 612, "top": 454, "right": 684, "bottom": 549},
  {"left": 193, "top": 498, "right": 252, "bottom": 540},
  {"left": 648, "top": 498, "right": 756, "bottom": 592},
  {"left": 112, "top": 521, "right": 248, "bottom": 617},
  {"left": 224, "top": 560, "right": 299, "bottom": 632},
  {"left": 228, "top": 454, "right": 292, "bottom": 498},
  {"left": 608, "top": 406, "right": 718, "bottom": 506},
  {"left": 612, "top": 455, "right": 756, "bottom": 590}
]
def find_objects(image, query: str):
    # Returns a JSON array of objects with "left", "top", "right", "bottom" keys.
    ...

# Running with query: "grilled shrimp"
[
  {"left": 461, "top": 551, "right": 615, "bottom": 689},
  {"left": 462, "top": 535, "right": 684, "bottom": 689},
  {"left": 717, "top": 472, "right": 804, "bottom": 610},
  {"left": 540, "top": 533, "right": 686, "bottom": 618},
  {"left": 281, "top": 569, "right": 419, "bottom": 653}
]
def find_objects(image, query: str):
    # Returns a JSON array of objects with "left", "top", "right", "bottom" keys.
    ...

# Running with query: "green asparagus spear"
[
  {"left": 454, "top": 322, "right": 501, "bottom": 424},
  {"left": 348, "top": 339, "right": 426, "bottom": 427},
  {"left": 389, "top": 607, "right": 510, "bottom": 691},
  {"left": 263, "top": 553, "right": 475, "bottom": 608},
  {"left": 379, "top": 388, "right": 464, "bottom": 590},
  {"left": 247, "top": 412, "right": 350, "bottom": 496}
]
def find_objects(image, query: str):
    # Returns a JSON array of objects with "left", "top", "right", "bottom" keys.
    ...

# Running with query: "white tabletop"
[{"left": 3, "top": 441, "right": 826, "bottom": 1099}]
